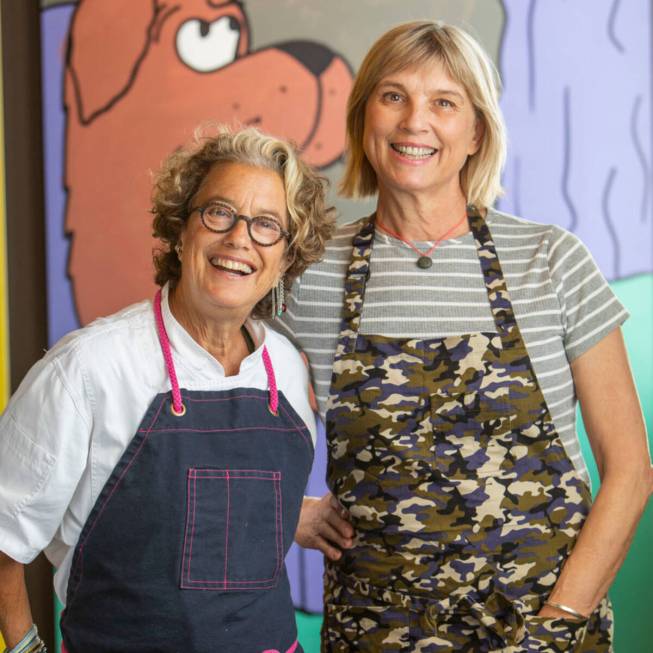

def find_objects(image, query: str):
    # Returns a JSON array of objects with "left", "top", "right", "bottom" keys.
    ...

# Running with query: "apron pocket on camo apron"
[
  {"left": 180, "top": 468, "right": 283, "bottom": 591},
  {"left": 520, "top": 615, "right": 588, "bottom": 652},
  {"left": 324, "top": 603, "right": 409, "bottom": 652}
]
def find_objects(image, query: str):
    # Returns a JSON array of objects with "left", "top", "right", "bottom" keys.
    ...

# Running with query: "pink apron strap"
[
  {"left": 153, "top": 288, "right": 185, "bottom": 415},
  {"left": 261, "top": 345, "right": 279, "bottom": 415},
  {"left": 153, "top": 289, "right": 279, "bottom": 416}
]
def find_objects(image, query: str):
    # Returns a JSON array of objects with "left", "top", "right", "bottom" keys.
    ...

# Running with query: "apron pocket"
[
  {"left": 521, "top": 615, "right": 588, "bottom": 652},
  {"left": 180, "top": 468, "right": 283, "bottom": 591},
  {"left": 323, "top": 603, "right": 409, "bottom": 652}
]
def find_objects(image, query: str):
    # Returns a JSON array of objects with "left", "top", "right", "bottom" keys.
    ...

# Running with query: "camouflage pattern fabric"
[{"left": 322, "top": 210, "right": 613, "bottom": 652}]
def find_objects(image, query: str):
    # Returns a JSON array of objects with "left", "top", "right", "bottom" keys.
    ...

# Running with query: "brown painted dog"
[{"left": 65, "top": 0, "right": 352, "bottom": 324}]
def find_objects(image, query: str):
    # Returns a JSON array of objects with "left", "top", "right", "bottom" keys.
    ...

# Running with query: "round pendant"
[{"left": 417, "top": 256, "right": 433, "bottom": 269}]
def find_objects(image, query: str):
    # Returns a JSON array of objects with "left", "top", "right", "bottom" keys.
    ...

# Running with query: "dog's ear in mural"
[
  {"left": 68, "top": 0, "right": 251, "bottom": 125},
  {"left": 64, "top": 0, "right": 352, "bottom": 325}
]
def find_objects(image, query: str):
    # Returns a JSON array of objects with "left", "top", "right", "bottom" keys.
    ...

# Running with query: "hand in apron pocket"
[{"left": 518, "top": 614, "right": 588, "bottom": 652}]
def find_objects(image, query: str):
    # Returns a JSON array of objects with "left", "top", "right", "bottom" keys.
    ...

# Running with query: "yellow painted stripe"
[
  {"left": 0, "top": 11, "right": 8, "bottom": 416},
  {"left": 0, "top": 11, "right": 7, "bottom": 649},
  {"left": 0, "top": 16, "right": 7, "bottom": 653}
]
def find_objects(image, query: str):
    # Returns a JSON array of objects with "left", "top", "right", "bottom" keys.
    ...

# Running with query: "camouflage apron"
[{"left": 322, "top": 209, "right": 613, "bottom": 652}]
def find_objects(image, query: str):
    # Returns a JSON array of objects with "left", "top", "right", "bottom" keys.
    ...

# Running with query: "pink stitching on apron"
[
  {"left": 223, "top": 469, "right": 230, "bottom": 584},
  {"left": 68, "top": 394, "right": 167, "bottom": 597},
  {"left": 180, "top": 469, "right": 284, "bottom": 589}
]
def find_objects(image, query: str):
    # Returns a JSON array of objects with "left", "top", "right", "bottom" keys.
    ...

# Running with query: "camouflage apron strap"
[
  {"left": 334, "top": 216, "right": 376, "bottom": 357},
  {"left": 467, "top": 207, "right": 521, "bottom": 343}
]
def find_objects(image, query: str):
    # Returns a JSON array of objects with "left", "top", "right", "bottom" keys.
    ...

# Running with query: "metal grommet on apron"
[
  {"left": 322, "top": 210, "right": 613, "bottom": 651},
  {"left": 60, "top": 290, "right": 314, "bottom": 653}
]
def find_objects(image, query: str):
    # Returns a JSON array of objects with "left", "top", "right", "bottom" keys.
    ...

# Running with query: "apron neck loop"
[
  {"left": 153, "top": 289, "right": 185, "bottom": 416},
  {"left": 336, "top": 208, "right": 522, "bottom": 352},
  {"left": 261, "top": 346, "right": 279, "bottom": 415},
  {"left": 154, "top": 289, "right": 280, "bottom": 417}
]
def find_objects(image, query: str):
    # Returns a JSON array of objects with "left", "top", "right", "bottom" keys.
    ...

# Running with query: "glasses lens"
[
  {"left": 202, "top": 204, "right": 235, "bottom": 231},
  {"left": 250, "top": 217, "right": 283, "bottom": 245}
]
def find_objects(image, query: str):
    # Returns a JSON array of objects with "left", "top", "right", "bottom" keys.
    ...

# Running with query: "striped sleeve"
[{"left": 548, "top": 226, "right": 629, "bottom": 361}]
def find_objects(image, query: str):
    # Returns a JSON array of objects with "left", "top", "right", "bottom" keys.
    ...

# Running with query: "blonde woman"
[{"left": 278, "top": 21, "right": 651, "bottom": 652}]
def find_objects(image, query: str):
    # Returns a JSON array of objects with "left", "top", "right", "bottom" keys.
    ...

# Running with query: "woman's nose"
[
  {"left": 400, "top": 101, "right": 429, "bottom": 132},
  {"left": 224, "top": 216, "right": 251, "bottom": 246}
]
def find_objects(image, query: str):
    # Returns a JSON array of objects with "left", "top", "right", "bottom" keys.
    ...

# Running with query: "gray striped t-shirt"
[{"left": 277, "top": 208, "right": 628, "bottom": 483}]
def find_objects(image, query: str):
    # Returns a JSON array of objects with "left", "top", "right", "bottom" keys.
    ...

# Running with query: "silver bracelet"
[
  {"left": 544, "top": 600, "right": 589, "bottom": 621},
  {"left": 3, "top": 624, "right": 47, "bottom": 653}
]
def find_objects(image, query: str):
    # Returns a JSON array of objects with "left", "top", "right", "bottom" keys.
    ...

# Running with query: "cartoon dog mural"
[
  {"left": 39, "top": 1, "right": 652, "bottom": 648},
  {"left": 64, "top": 0, "right": 352, "bottom": 324}
]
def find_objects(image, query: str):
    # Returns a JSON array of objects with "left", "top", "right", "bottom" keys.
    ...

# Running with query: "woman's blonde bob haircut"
[
  {"left": 152, "top": 125, "right": 334, "bottom": 318},
  {"left": 340, "top": 20, "right": 506, "bottom": 209}
]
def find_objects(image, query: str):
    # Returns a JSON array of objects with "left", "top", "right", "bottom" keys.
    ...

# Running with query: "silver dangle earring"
[{"left": 271, "top": 278, "right": 285, "bottom": 318}]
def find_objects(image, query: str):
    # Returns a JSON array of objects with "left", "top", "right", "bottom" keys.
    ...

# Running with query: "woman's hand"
[{"left": 295, "top": 494, "right": 354, "bottom": 561}]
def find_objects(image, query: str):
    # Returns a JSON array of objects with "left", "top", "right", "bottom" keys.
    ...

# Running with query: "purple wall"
[{"left": 499, "top": 0, "right": 652, "bottom": 280}]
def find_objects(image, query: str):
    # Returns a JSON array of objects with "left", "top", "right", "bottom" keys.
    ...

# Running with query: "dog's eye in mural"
[{"left": 176, "top": 16, "right": 241, "bottom": 72}]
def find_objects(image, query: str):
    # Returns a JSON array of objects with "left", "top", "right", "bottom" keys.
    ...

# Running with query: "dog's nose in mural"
[{"left": 64, "top": 0, "right": 353, "bottom": 325}]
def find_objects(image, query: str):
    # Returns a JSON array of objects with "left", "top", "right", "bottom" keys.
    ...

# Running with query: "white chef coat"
[{"left": 0, "top": 284, "right": 316, "bottom": 604}]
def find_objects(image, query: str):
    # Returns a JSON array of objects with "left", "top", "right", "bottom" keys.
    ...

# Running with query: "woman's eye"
[
  {"left": 383, "top": 92, "right": 403, "bottom": 103},
  {"left": 436, "top": 99, "right": 454, "bottom": 108},
  {"left": 255, "top": 217, "right": 280, "bottom": 232},
  {"left": 205, "top": 204, "right": 232, "bottom": 218}
]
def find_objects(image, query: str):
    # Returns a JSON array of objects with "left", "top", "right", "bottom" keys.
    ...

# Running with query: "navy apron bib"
[{"left": 60, "top": 291, "right": 313, "bottom": 653}]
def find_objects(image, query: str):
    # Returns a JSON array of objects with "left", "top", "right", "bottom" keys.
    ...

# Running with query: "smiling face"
[
  {"left": 363, "top": 58, "right": 482, "bottom": 202},
  {"left": 175, "top": 161, "right": 289, "bottom": 322}
]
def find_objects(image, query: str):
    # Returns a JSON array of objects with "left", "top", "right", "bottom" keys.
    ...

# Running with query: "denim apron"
[
  {"left": 60, "top": 290, "right": 313, "bottom": 653},
  {"left": 322, "top": 210, "right": 612, "bottom": 652}
]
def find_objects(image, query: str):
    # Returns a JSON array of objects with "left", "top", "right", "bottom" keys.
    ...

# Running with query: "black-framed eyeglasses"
[{"left": 192, "top": 201, "right": 290, "bottom": 247}]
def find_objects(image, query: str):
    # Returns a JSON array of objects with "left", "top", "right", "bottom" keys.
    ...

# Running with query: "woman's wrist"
[
  {"left": 2, "top": 624, "right": 47, "bottom": 653},
  {"left": 540, "top": 600, "right": 589, "bottom": 622}
]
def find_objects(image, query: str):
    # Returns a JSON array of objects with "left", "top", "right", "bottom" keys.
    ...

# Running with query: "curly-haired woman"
[{"left": 0, "top": 126, "right": 335, "bottom": 653}]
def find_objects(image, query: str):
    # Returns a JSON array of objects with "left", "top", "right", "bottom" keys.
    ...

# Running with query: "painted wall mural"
[
  {"left": 49, "top": 0, "right": 352, "bottom": 329},
  {"left": 40, "top": 0, "right": 651, "bottom": 650},
  {"left": 499, "top": 0, "right": 651, "bottom": 280}
]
